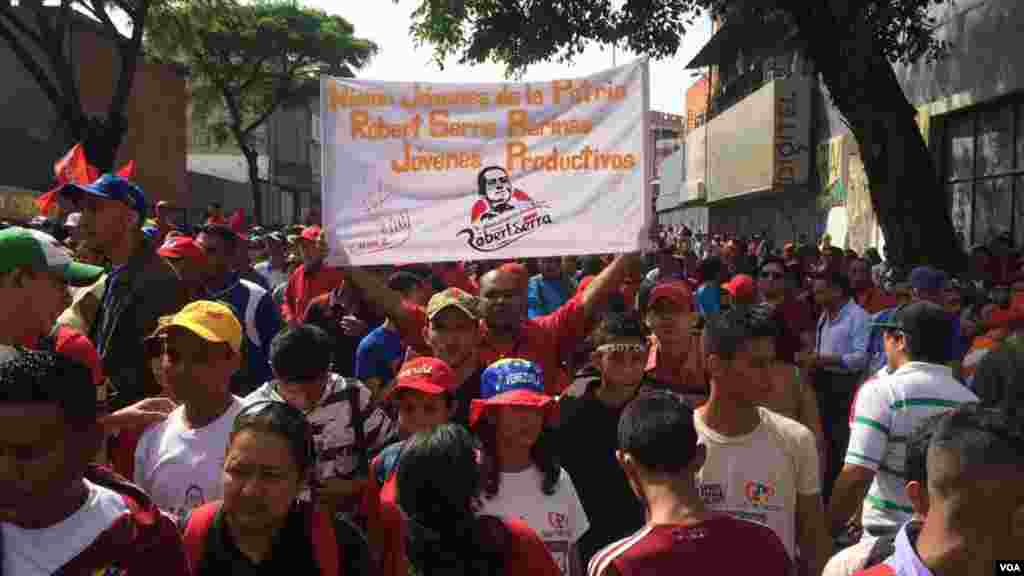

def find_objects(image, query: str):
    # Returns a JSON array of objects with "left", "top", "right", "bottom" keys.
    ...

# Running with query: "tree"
[
  {"left": 405, "top": 0, "right": 961, "bottom": 270},
  {"left": 147, "top": 0, "right": 377, "bottom": 224},
  {"left": 0, "top": 0, "right": 154, "bottom": 172}
]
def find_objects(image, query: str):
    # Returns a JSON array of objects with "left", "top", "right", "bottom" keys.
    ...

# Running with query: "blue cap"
[
  {"left": 480, "top": 358, "right": 545, "bottom": 400},
  {"left": 909, "top": 266, "right": 948, "bottom": 292},
  {"left": 59, "top": 174, "right": 147, "bottom": 218}
]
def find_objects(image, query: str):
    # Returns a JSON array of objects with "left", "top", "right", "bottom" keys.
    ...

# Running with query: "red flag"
[
  {"left": 117, "top": 160, "right": 135, "bottom": 179},
  {"left": 54, "top": 144, "right": 99, "bottom": 186},
  {"left": 35, "top": 189, "right": 59, "bottom": 215}
]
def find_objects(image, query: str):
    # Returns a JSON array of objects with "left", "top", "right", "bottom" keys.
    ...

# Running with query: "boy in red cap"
[{"left": 362, "top": 357, "right": 461, "bottom": 573}]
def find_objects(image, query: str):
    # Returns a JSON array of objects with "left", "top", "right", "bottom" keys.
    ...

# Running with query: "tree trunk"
[
  {"left": 793, "top": 10, "right": 964, "bottom": 273},
  {"left": 80, "top": 117, "right": 124, "bottom": 174},
  {"left": 243, "top": 146, "right": 263, "bottom": 225}
]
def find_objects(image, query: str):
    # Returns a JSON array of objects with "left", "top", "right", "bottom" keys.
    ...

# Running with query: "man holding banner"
[
  {"left": 318, "top": 61, "right": 653, "bottom": 399},
  {"left": 345, "top": 252, "right": 639, "bottom": 396}
]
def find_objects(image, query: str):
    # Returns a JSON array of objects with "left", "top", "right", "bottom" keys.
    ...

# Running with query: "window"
[{"left": 943, "top": 98, "right": 1024, "bottom": 248}]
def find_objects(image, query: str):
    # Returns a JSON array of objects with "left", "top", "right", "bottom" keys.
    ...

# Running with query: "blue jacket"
[{"left": 208, "top": 274, "right": 282, "bottom": 392}]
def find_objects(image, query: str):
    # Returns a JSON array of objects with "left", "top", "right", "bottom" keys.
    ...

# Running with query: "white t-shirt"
[
  {"left": 822, "top": 537, "right": 877, "bottom": 576},
  {"left": 846, "top": 362, "right": 977, "bottom": 533},
  {"left": 134, "top": 397, "right": 245, "bottom": 526},
  {"left": 478, "top": 466, "right": 590, "bottom": 576},
  {"left": 2, "top": 479, "right": 128, "bottom": 576},
  {"left": 694, "top": 406, "right": 820, "bottom": 561}
]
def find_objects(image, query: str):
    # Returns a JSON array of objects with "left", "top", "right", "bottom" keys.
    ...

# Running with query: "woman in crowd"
[
  {"left": 394, "top": 423, "right": 561, "bottom": 576},
  {"left": 471, "top": 358, "right": 589, "bottom": 576},
  {"left": 182, "top": 400, "right": 370, "bottom": 576}
]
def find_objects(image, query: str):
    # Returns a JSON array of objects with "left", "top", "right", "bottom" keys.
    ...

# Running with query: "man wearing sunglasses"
[
  {"left": 756, "top": 256, "right": 813, "bottom": 366},
  {"left": 829, "top": 301, "right": 977, "bottom": 545}
]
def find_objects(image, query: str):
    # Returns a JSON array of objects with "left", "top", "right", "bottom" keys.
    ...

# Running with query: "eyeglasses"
[{"left": 760, "top": 271, "right": 785, "bottom": 280}]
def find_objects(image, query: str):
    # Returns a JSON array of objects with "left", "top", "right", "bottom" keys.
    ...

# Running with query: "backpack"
[{"left": 182, "top": 501, "right": 347, "bottom": 576}]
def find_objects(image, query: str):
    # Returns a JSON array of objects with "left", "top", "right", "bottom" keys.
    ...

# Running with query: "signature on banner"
[{"left": 345, "top": 210, "right": 412, "bottom": 256}]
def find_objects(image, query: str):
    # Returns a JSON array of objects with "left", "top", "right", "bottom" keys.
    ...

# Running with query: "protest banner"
[{"left": 320, "top": 59, "right": 651, "bottom": 266}]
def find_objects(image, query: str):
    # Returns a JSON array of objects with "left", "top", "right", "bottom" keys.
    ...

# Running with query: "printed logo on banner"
[{"left": 457, "top": 165, "right": 553, "bottom": 252}]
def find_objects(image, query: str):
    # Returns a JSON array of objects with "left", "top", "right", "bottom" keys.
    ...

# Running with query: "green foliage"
[
  {"left": 405, "top": 0, "right": 952, "bottom": 77},
  {"left": 147, "top": 0, "right": 377, "bottom": 148}
]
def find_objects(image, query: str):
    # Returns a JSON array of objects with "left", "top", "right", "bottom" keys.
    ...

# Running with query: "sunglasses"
[{"left": 760, "top": 271, "right": 785, "bottom": 279}]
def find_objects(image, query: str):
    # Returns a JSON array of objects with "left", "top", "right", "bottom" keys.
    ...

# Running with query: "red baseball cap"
[
  {"left": 387, "top": 357, "right": 458, "bottom": 400},
  {"left": 649, "top": 282, "right": 694, "bottom": 312},
  {"left": 300, "top": 225, "right": 322, "bottom": 242},
  {"left": 158, "top": 236, "right": 207, "bottom": 266},
  {"left": 723, "top": 274, "right": 755, "bottom": 300}
]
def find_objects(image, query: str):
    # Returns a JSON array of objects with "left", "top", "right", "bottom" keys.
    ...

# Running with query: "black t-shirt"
[
  {"left": 196, "top": 500, "right": 369, "bottom": 576},
  {"left": 555, "top": 380, "right": 645, "bottom": 567},
  {"left": 452, "top": 367, "right": 485, "bottom": 428}
]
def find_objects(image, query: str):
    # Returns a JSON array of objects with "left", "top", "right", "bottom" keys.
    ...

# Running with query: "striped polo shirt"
[{"left": 846, "top": 362, "right": 977, "bottom": 533}]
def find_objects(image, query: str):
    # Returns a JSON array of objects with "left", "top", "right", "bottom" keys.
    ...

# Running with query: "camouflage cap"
[{"left": 426, "top": 287, "right": 479, "bottom": 321}]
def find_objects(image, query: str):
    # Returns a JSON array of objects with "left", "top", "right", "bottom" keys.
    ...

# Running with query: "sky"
[{"left": 309, "top": 0, "right": 714, "bottom": 116}]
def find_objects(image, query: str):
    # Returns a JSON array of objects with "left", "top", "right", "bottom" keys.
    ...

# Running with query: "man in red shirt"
[
  {"left": 588, "top": 390, "right": 790, "bottom": 576},
  {"left": 851, "top": 257, "right": 897, "bottom": 314},
  {"left": 281, "top": 225, "right": 345, "bottom": 325},
  {"left": 345, "top": 253, "right": 637, "bottom": 395}
]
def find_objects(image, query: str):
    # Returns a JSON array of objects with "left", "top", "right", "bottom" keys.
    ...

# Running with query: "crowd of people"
[{"left": 0, "top": 173, "right": 1021, "bottom": 576}]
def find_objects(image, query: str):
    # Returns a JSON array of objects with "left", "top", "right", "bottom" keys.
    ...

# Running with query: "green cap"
[{"left": 0, "top": 227, "right": 105, "bottom": 287}]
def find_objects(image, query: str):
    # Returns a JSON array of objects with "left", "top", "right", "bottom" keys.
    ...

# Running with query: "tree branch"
[
  {"left": 107, "top": 0, "right": 148, "bottom": 145},
  {"left": 54, "top": 1, "right": 82, "bottom": 126},
  {"left": 0, "top": 14, "right": 74, "bottom": 132},
  {"left": 0, "top": 4, "right": 44, "bottom": 48},
  {"left": 82, "top": 0, "right": 122, "bottom": 39}
]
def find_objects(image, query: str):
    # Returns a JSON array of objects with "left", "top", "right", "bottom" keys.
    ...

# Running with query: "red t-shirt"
[
  {"left": 282, "top": 264, "right": 346, "bottom": 324},
  {"left": 395, "top": 295, "right": 590, "bottom": 394},
  {"left": 588, "top": 515, "right": 790, "bottom": 576}
]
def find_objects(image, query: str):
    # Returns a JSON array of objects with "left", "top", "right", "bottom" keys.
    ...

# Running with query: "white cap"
[{"left": 65, "top": 212, "right": 82, "bottom": 227}]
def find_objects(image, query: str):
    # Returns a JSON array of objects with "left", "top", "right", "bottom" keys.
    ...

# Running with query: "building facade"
[{"left": 0, "top": 9, "right": 188, "bottom": 221}]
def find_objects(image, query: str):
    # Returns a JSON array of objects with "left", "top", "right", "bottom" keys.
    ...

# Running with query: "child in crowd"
[
  {"left": 362, "top": 357, "right": 460, "bottom": 573},
  {"left": 471, "top": 358, "right": 589, "bottom": 576}
]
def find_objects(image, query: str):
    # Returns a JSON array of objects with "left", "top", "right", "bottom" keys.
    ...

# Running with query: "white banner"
[{"left": 320, "top": 59, "right": 651, "bottom": 266}]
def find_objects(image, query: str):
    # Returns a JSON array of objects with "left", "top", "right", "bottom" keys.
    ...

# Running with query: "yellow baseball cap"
[{"left": 155, "top": 300, "right": 243, "bottom": 354}]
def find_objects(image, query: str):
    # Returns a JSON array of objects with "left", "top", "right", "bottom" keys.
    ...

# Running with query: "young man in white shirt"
[
  {"left": 132, "top": 300, "right": 247, "bottom": 526},
  {"left": 829, "top": 301, "right": 977, "bottom": 540},
  {"left": 0, "top": 350, "right": 187, "bottom": 575},
  {"left": 696, "top": 310, "right": 830, "bottom": 576}
]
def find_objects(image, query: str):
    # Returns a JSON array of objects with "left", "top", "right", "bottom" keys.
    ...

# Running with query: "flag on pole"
[{"left": 36, "top": 144, "right": 136, "bottom": 215}]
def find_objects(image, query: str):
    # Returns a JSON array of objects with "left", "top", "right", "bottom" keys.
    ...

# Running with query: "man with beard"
[{"left": 345, "top": 254, "right": 637, "bottom": 395}]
